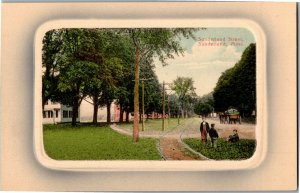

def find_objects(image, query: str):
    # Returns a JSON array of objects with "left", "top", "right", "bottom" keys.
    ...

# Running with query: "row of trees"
[
  {"left": 213, "top": 43, "right": 256, "bottom": 116},
  {"left": 193, "top": 43, "right": 256, "bottom": 118},
  {"left": 167, "top": 44, "right": 256, "bottom": 118},
  {"left": 194, "top": 92, "right": 214, "bottom": 116},
  {"left": 42, "top": 28, "right": 198, "bottom": 141},
  {"left": 166, "top": 77, "right": 213, "bottom": 119},
  {"left": 43, "top": 29, "right": 132, "bottom": 126}
]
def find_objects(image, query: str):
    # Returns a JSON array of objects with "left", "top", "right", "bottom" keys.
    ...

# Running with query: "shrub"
[{"left": 183, "top": 138, "right": 256, "bottom": 160}]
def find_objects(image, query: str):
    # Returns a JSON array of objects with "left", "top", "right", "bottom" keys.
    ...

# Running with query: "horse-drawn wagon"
[{"left": 219, "top": 108, "right": 241, "bottom": 124}]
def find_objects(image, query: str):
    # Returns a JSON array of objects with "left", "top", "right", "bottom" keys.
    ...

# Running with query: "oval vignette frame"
[{"left": 34, "top": 19, "right": 267, "bottom": 171}]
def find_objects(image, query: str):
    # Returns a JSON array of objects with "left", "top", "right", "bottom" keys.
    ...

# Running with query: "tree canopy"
[
  {"left": 213, "top": 43, "right": 256, "bottom": 116},
  {"left": 194, "top": 92, "right": 214, "bottom": 117},
  {"left": 122, "top": 28, "right": 198, "bottom": 142},
  {"left": 42, "top": 28, "right": 198, "bottom": 132},
  {"left": 171, "top": 77, "right": 197, "bottom": 119}
]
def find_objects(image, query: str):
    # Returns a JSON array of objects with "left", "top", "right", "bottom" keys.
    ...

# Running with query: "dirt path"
[
  {"left": 159, "top": 138, "right": 202, "bottom": 160},
  {"left": 110, "top": 117, "right": 256, "bottom": 160},
  {"left": 157, "top": 118, "right": 204, "bottom": 160}
]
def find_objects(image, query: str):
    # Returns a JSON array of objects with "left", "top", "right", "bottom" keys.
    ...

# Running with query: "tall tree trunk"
[
  {"left": 72, "top": 97, "right": 79, "bottom": 126},
  {"left": 119, "top": 104, "right": 124, "bottom": 123},
  {"left": 72, "top": 86, "right": 80, "bottom": 126},
  {"left": 92, "top": 92, "right": 99, "bottom": 124},
  {"left": 126, "top": 110, "right": 130, "bottom": 123},
  {"left": 106, "top": 100, "right": 111, "bottom": 123},
  {"left": 42, "top": 69, "right": 50, "bottom": 112},
  {"left": 133, "top": 46, "right": 140, "bottom": 142}
]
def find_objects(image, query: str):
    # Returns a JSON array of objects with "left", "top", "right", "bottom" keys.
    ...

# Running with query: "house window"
[
  {"left": 63, "top": 110, "right": 68, "bottom": 118},
  {"left": 69, "top": 111, "right": 73, "bottom": 118},
  {"left": 43, "top": 110, "right": 53, "bottom": 118},
  {"left": 55, "top": 110, "right": 59, "bottom": 118},
  {"left": 48, "top": 111, "right": 53, "bottom": 118}
]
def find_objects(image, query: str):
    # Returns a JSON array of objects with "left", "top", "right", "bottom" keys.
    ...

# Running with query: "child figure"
[
  {"left": 228, "top": 129, "right": 239, "bottom": 142},
  {"left": 208, "top": 123, "right": 219, "bottom": 148}
]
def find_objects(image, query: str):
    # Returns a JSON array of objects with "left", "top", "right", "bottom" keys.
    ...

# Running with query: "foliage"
[
  {"left": 42, "top": 29, "right": 130, "bottom": 125},
  {"left": 57, "top": 29, "right": 108, "bottom": 125},
  {"left": 171, "top": 77, "right": 197, "bottom": 118},
  {"left": 168, "top": 94, "right": 181, "bottom": 118},
  {"left": 42, "top": 28, "right": 198, "bottom": 134},
  {"left": 194, "top": 102, "right": 213, "bottom": 116},
  {"left": 213, "top": 43, "right": 256, "bottom": 116},
  {"left": 43, "top": 124, "right": 161, "bottom": 160},
  {"left": 183, "top": 138, "right": 256, "bottom": 160},
  {"left": 194, "top": 92, "right": 214, "bottom": 116},
  {"left": 42, "top": 29, "right": 64, "bottom": 109},
  {"left": 97, "top": 57, "right": 124, "bottom": 123},
  {"left": 139, "top": 62, "right": 163, "bottom": 116},
  {"left": 113, "top": 37, "right": 136, "bottom": 122},
  {"left": 58, "top": 61, "right": 101, "bottom": 94},
  {"left": 77, "top": 29, "right": 127, "bottom": 124},
  {"left": 121, "top": 28, "right": 198, "bottom": 142}
]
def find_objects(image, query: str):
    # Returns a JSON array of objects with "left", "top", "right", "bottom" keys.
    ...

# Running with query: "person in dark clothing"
[
  {"left": 208, "top": 123, "right": 219, "bottom": 148},
  {"left": 228, "top": 129, "right": 239, "bottom": 142},
  {"left": 200, "top": 117, "right": 210, "bottom": 144}
]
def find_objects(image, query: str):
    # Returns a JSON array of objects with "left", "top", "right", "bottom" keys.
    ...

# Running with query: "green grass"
[
  {"left": 119, "top": 118, "right": 187, "bottom": 131},
  {"left": 43, "top": 124, "right": 161, "bottom": 160},
  {"left": 183, "top": 138, "right": 256, "bottom": 160}
]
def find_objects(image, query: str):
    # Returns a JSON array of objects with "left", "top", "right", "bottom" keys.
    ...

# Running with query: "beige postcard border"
[{"left": 1, "top": 2, "right": 297, "bottom": 191}]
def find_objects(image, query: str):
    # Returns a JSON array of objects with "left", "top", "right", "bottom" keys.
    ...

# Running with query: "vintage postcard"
[{"left": 34, "top": 19, "right": 266, "bottom": 171}]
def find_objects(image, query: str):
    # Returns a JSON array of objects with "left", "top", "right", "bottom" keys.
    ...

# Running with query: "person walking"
[{"left": 200, "top": 117, "right": 210, "bottom": 144}]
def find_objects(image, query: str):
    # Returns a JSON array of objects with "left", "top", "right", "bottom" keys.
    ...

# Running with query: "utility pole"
[
  {"left": 178, "top": 106, "right": 180, "bottom": 125},
  {"left": 138, "top": 78, "right": 153, "bottom": 131},
  {"left": 162, "top": 81, "right": 165, "bottom": 131},
  {"left": 168, "top": 95, "right": 170, "bottom": 124},
  {"left": 141, "top": 80, "right": 145, "bottom": 131}
]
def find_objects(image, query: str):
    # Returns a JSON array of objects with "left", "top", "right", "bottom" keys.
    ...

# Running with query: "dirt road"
[{"left": 110, "top": 117, "right": 256, "bottom": 160}]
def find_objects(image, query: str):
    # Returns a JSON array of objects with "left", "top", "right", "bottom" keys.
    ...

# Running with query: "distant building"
[
  {"left": 209, "top": 112, "right": 217, "bottom": 118},
  {"left": 42, "top": 100, "right": 79, "bottom": 124},
  {"left": 42, "top": 98, "right": 131, "bottom": 124}
]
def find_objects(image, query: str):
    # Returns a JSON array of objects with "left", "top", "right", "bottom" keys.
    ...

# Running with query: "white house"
[
  {"left": 42, "top": 98, "right": 130, "bottom": 124},
  {"left": 43, "top": 100, "right": 80, "bottom": 124}
]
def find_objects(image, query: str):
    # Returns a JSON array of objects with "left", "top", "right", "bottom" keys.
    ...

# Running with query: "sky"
[{"left": 154, "top": 28, "right": 255, "bottom": 97}]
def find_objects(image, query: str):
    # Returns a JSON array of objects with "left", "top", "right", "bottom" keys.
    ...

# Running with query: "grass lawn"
[
  {"left": 183, "top": 138, "right": 256, "bottom": 160},
  {"left": 119, "top": 118, "right": 187, "bottom": 132},
  {"left": 43, "top": 124, "right": 161, "bottom": 160}
]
